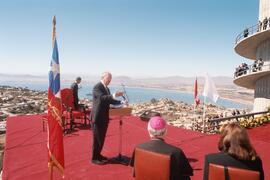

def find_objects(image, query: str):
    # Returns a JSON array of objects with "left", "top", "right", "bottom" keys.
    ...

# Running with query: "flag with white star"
[{"left": 47, "top": 38, "right": 65, "bottom": 176}]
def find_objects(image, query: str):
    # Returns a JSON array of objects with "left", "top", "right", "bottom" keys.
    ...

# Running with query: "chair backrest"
[
  {"left": 208, "top": 164, "right": 225, "bottom": 180},
  {"left": 209, "top": 163, "right": 260, "bottom": 180},
  {"left": 60, "top": 88, "right": 75, "bottom": 111},
  {"left": 228, "top": 166, "right": 260, "bottom": 180},
  {"left": 134, "top": 148, "right": 170, "bottom": 180}
]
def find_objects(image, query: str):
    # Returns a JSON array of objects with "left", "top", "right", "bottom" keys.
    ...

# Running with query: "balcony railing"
[
  {"left": 234, "top": 62, "right": 270, "bottom": 78},
  {"left": 235, "top": 22, "right": 270, "bottom": 44}
]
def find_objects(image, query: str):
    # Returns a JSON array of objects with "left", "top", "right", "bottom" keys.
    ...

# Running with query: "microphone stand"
[
  {"left": 121, "top": 83, "right": 129, "bottom": 103},
  {"left": 110, "top": 84, "right": 130, "bottom": 165}
]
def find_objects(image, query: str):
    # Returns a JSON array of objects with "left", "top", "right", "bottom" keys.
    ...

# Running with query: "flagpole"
[
  {"left": 194, "top": 77, "right": 197, "bottom": 113},
  {"left": 52, "top": 16, "right": 56, "bottom": 43},
  {"left": 203, "top": 95, "right": 206, "bottom": 133},
  {"left": 49, "top": 15, "right": 56, "bottom": 180},
  {"left": 50, "top": 15, "right": 56, "bottom": 180},
  {"left": 49, "top": 165, "right": 53, "bottom": 180},
  {"left": 47, "top": 15, "right": 65, "bottom": 179}
]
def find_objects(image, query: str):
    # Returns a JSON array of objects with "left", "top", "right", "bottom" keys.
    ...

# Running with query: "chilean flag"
[
  {"left": 194, "top": 77, "right": 200, "bottom": 107},
  {"left": 47, "top": 38, "right": 65, "bottom": 176}
]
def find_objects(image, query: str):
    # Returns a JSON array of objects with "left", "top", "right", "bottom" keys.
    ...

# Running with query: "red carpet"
[{"left": 2, "top": 114, "right": 270, "bottom": 180}]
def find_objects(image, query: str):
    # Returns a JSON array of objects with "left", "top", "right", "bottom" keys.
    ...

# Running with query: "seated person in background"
[
  {"left": 130, "top": 116, "right": 193, "bottom": 180},
  {"left": 257, "top": 20, "right": 262, "bottom": 32},
  {"left": 253, "top": 60, "right": 258, "bottom": 72},
  {"left": 243, "top": 28, "right": 249, "bottom": 37},
  {"left": 71, "top": 77, "right": 82, "bottom": 110},
  {"left": 231, "top": 110, "right": 236, "bottom": 116},
  {"left": 203, "top": 123, "right": 264, "bottom": 180},
  {"left": 258, "top": 58, "right": 264, "bottom": 70},
  {"left": 263, "top": 17, "right": 268, "bottom": 30},
  {"left": 242, "top": 63, "right": 249, "bottom": 74},
  {"left": 234, "top": 67, "right": 239, "bottom": 78},
  {"left": 219, "top": 113, "right": 223, "bottom": 118}
]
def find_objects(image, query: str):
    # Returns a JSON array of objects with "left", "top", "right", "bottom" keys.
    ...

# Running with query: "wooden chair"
[
  {"left": 61, "top": 88, "right": 85, "bottom": 132},
  {"left": 208, "top": 164, "right": 225, "bottom": 180},
  {"left": 134, "top": 148, "right": 170, "bottom": 180},
  {"left": 208, "top": 163, "right": 260, "bottom": 180}
]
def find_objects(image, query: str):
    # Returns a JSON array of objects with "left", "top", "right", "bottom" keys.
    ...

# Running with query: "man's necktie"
[{"left": 105, "top": 87, "right": 110, "bottom": 95}]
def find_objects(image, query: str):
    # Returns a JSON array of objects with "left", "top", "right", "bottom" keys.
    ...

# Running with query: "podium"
[
  {"left": 110, "top": 107, "right": 132, "bottom": 116},
  {"left": 109, "top": 107, "right": 132, "bottom": 165}
]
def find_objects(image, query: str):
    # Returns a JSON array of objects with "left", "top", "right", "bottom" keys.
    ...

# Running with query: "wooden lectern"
[
  {"left": 109, "top": 107, "right": 132, "bottom": 116},
  {"left": 109, "top": 107, "right": 132, "bottom": 165}
]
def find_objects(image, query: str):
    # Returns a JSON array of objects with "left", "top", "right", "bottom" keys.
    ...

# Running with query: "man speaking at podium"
[{"left": 91, "top": 71, "right": 124, "bottom": 165}]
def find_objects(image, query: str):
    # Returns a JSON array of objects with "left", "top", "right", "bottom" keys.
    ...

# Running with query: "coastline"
[
  {"left": 117, "top": 84, "right": 253, "bottom": 107},
  {"left": 219, "top": 97, "right": 252, "bottom": 106},
  {"left": 0, "top": 81, "right": 252, "bottom": 108}
]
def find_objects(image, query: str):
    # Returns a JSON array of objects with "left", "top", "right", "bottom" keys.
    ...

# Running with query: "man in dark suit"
[
  {"left": 130, "top": 116, "right": 193, "bottom": 180},
  {"left": 91, "top": 72, "right": 123, "bottom": 165},
  {"left": 70, "top": 77, "right": 82, "bottom": 110}
]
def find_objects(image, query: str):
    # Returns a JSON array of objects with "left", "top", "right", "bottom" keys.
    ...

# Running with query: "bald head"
[{"left": 101, "top": 71, "right": 112, "bottom": 86}]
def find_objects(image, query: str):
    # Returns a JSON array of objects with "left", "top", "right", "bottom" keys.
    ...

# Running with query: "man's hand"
[
  {"left": 115, "top": 91, "right": 124, "bottom": 97},
  {"left": 121, "top": 100, "right": 129, "bottom": 107}
]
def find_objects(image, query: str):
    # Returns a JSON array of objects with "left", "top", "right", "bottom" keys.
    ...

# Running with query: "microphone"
[{"left": 121, "top": 83, "right": 129, "bottom": 103}]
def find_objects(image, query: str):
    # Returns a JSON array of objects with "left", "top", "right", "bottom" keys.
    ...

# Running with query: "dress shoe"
[
  {"left": 91, "top": 159, "right": 106, "bottom": 165},
  {"left": 99, "top": 155, "right": 108, "bottom": 161}
]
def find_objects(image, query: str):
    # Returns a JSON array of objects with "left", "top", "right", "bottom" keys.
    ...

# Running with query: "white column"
[
  {"left": 259, "top": 0, "right": 270, "bottom": 22},
  {"left": 256, "top": 39, "right": 270, "bottom": 62},
  {"left": 253, "top": 74, "right": 270, "bottom": 112}
]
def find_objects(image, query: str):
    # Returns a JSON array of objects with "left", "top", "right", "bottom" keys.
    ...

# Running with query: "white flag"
[{"left": 203, "top": 73, "right": 219, "bottom": 103}]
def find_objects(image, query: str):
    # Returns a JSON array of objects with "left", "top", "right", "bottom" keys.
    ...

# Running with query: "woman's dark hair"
[{"left": 218, "top": 123, "right": 257, "bottom": 161}]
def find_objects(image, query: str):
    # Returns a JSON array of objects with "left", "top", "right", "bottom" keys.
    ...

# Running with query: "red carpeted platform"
[{"left": 2, "top": 114, "right": 270, "bottom": 180}]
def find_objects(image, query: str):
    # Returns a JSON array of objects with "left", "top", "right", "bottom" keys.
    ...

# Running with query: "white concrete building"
[{"left": 234, "top": 0, "right": 270, "bottom": 112}]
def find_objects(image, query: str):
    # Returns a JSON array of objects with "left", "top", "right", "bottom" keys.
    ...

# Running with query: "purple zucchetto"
[
  {"left": 149, "top": 116, "right": 166, "bottom": 130},
  {"left": 147, "top": 116, "right": 167, "bottom": 138}
]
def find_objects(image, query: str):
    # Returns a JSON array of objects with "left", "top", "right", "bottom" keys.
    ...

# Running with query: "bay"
[{"left": 0, "top": 81, "right": 250, "bottom": 109}]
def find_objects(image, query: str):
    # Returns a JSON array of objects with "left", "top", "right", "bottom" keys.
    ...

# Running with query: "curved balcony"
[
  {"left": 234, "top": 23, "right": 270, "bottom": 60},
  {"left": 233, "top": 62, "right": 270, "bottom": 89}
]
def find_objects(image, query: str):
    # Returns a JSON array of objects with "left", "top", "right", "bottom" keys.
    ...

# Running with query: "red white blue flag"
[{"left": 47, "top": 38, "right": 65, "bottom": 176}]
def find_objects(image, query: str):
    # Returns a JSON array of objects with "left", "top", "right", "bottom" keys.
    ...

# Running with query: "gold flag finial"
[{"left": 52, "top": 16, "right": 56, "bottom": 43}]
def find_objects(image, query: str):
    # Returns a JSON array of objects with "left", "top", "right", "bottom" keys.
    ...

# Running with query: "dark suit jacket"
[
  {"left": 130, "top": 139, "right": 193, "bottom": 180},
  {"left": 71, "top": 82, "right": 79, "bottom": 109},
  {"left": 92, "top": 82, "right": 121, "bottom": 125},
  {"left": 204, "top": 152, "right": 264, "bottom": 180}
]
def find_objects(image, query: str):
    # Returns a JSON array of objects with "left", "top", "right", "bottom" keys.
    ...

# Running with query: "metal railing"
[
  {"left": 234, "top": 62, "right": 270, "bottom": 79},
  {"left": 209, "top": 110, "right": 269, "bottom": 126},
  {"left": 235, "top": 22, "right": 270, "bottom": 44}
]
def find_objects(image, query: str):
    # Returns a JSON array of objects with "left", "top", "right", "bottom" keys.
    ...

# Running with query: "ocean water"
[{"left": 0, "top": 80, "right": 251, "bottom": 109}]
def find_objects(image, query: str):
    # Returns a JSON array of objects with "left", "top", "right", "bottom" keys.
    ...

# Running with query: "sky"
[{"left": 0, "top": 0, "right": 258, "bottom": 77}]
